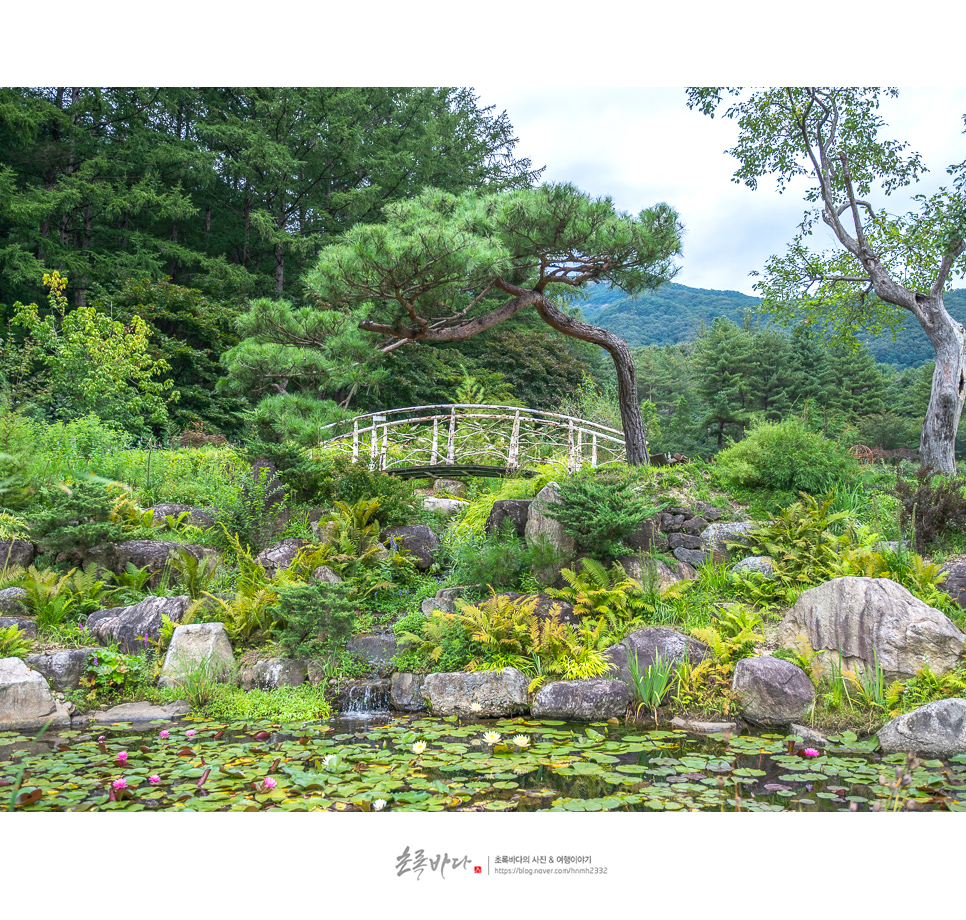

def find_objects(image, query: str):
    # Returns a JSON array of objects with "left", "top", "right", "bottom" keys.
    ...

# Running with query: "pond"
[{"left": 3, "top": 713, "right": 965, "bottom": 812}]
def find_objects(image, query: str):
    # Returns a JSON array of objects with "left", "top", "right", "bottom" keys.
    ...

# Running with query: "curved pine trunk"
[
  {"left": 919, "top": 294, "right": 966, "bottom": 473},
  {"left": 534, "top": 295, "right": 650, "bottom": 465}
]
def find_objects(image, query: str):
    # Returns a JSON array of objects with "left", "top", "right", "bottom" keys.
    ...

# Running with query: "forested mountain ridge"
[{"left": 577, "top": 281, "right": 966, "bottom": 369}]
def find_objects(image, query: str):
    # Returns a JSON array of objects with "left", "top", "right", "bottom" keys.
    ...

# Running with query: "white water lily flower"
[
  {"left": 322, "top": 754, "right": 338, "bottom": 767},
  {"left": 512, "top": 734, "right": 531, "bottom": 748},
  {"left": 412, "top": 741, "right": 427, "bottom": 755},
  {"left": 373, "top": 799, "right": 387, "bottom": 811},
  {"left": 482, "top": 731, "right": 501, "bottom": 744}
]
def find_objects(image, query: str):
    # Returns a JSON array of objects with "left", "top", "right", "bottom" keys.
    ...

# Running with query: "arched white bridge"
[{"left": 314, "top": 404, "right": 628, "bottom": 476}]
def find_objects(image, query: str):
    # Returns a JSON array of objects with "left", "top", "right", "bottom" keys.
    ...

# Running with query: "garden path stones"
[
  {"left": 0, "top": 540, "right": 35, "bottom": 569},
  {"left": 732, "top": 656, "right": 815, "bottom": 726},
  {"left": 382, "top": 525, "right": 439, "bottom": 570},
  {"left": 255, "top": 538, "right": 311, "bottom": 579},
  {"left": 83, "top": 540, "right": 220, "bottom": 589},
  {"left": 86, "top": 595, "right": 193, "bottom": 653},
  {"left": 0, "top": 657, "right": 72, "bottom": 730},
  {"left": 421, "top": 667, "right": 529, "bottom": 717},
  {"left": 530, "top": 678, "right": 631, "bottom": 721},
  {"left": 238, "top": 657, "right": 308, "bottom": 691},
  {"left": 877, "top": 698, "right": 966, "bottom": 756},
  {"left": 25, "top": 648, "right": 99, "bottom": 692},
  {"left": 485, "top": 499, "right": 532, "bottom": 538},
  {"left": 158, "top": 623, "right": 236, "bottom": 689},
  {"left": 391, "top": 672, "right": 427, "bottom": 711},
  {"left": 604, "top": 627, "right": 710, "bottom": 689},
  {"left": 777, "top": 576, "right": 966, "bottom": 682}
]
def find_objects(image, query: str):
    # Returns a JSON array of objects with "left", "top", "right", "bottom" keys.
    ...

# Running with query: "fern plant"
[
  {"left": 169, "top": 548, "right": 222, "bottom": 601},
  {"left": 549, "top": 557, "right": 649, "bottom": 621},
  {"left": 0, "top": 624, "right": 32, "bottom": 659}
]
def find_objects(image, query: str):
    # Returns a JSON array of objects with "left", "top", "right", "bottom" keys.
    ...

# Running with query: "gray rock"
[
  {"left": 485, "top": 499, "right": 532, "bottom": 538},
  {"left": 345, "top": 632, "right": 398, "bottom": 673},
  {"left": 732, "top": 555, "right": 777, "bottom": 578},
  {"left": 421, "top": 668, "right": 529, "bottom": 717},
  {"left": 604, "top": 627, "right": 709, "bottom": 688},
  {"left": 673, "top": 547, "right": 710, "bottom": 567},
  {"left": 682, "top": 516, "right": 710, "bottom": 536},
  {"left": 618, "top": 558, "right": 696, "bottom": 591},
  {"left": 524, "top": 483, "right": 576, "bottom": 582},
  {"left": 940, "top": 560, "right": 966, "bottom": 610},
  {"left": 668, "top": 532, "right": 703, "bottom": 550},
  {"left": 431, "top": 478, "right": 467, "bottom": 498},
  {"left": 145, "top": 504, "right": 215, "bottom": 528},
  {"left": 420, "top": 587, "right": 466, "bottom": 617},
  {"left": 0, "top": 587, "right": 29, "bottom": 616},
  {"left": 311, "top": 565, "right": 343, "bottom": 584},
  {"left": 255, "top": 538, "right": 311, "bottom": 579},
  {"left": 83, "top": 540, "right": 220, "bottom": 589},
  {"left": 0, "top": 616, "right": 36, "bottom": 639},
  {"left": 91, "top": 700, "right": 191, "bottom": 724},
  {"left": 238, "top": 657, "right": 307, "bottom": 691},
  {"left": 531, "top": 678, "right": 631, "bottom": 721},
  {"left": 422, "top": 497, "right": 469, "bottom": 516},
  {"left": 251, "top": 460, "right": 286, "bottom": 510},
  {"left": 86, "top": 595, "right": 193, "bottom": 653},
  {"left": 0, "top": 540, "right": 35, "bottom": 569},
  {"left": 877, "top": 698, "right": 966, "bottom": 756},
  {"left": 391, "top": 672, "right": 428, "bottom": 711},
  {"left": 777, "top": 576, "right": 966, "bottom": 682},
  {"left": 732, "top": 656, "right": 816, "bottom": 726},
  {"left": 383, "top": 526, "right": 439, "bottom": 570},
  {"left": 25, "top": 648, "right": 98, "bottom": 691},
  {"left": 670, "top": 717, "right": 742, "bottom": 735},
  {"left": 624, "top": 516, "right": 667, "bottom": 554},
  {"left": 789, "top": 723, "right": 829, "bottom": 748},
  {"left": 693, "top": 502, "right": 723, "bottom": 522},
  {"left": 0, "top": 657, "right": 71, "bottom": 730},
  {"left": 158, "top": 623, "right": 235, "bottom": 689},
  {"left": 700, "top": 521, "right": 757, "bottom": 561}
]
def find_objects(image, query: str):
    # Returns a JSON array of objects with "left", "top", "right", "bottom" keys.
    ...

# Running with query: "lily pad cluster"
[{"left": 2, "top": 717, "right": 965, "bottom": 812}]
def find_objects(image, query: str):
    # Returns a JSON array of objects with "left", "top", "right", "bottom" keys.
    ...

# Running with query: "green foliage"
[
  {"left": 215, "top": 464, "right": 285, "bottom": 553},
  {"left": 202, "top": 684, "right": 332, "bottom": 722},
  {"left": 714, "top": 419, "right": 858, "bottom": 508},
  {"left": 82, "top": 647, "right": 151, "bottom": 700},
  {"left": 0, "top": 625, "right": 32, "bottom": 659},
  {"left": 627, "top": 651, "right": 675, "bottom": 720},
  {"left": 162, "top": 652, "right": 233, "bottom": 710},
  {"left": 886, "top": 665, "right": 966, "bottom": 714},
  {"left": 318, "top": 459, "right": 419, "bottom": 528},
  {"left": 549, "top": 557, "right": 650, "bottom": 621},
  {"left": 168, "top": 548, "right": 222, "bottom": 601},
  {"left": 893, "top": 467, "right": 966, "bottom": 554},
  {"left": 548, "top": 466, "right": 662, "bottom": 559},
  {"left": 394, "top": 608, "right": 482, "bottom": 673},
  {"left": 273, "top": 580, "right": 358, "bottom": 658},
  {"left": 691, "top": 604, "right": 765, "bottom": 671},
  {"left": 456, "top": 593, "right": 542, "bottom": 672}
]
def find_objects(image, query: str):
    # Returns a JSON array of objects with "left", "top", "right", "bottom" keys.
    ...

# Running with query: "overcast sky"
[{"left": 471, "top": 87, "right": 966, "bottom": 296}]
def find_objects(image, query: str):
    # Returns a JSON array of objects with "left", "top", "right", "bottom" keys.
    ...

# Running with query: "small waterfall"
[{"left": 333, "top": 679, "right": 391, "bottom": 717}]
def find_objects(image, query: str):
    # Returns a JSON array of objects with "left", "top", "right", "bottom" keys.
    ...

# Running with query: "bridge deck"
[{"left": 384, "top": 464, "right": 537, "bottom": 480}]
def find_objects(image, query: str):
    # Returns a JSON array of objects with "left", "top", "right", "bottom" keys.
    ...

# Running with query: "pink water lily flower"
[
  {"left": 116, "top": 751, "right": 128, "bottom": 765},
  {"left": 262, "top": 777, "right": 277, "bottom": 791},
  {"left": 185, "top": 730, "right": 196, "bottom": 738},
  {"left": 148, "top": 775, "right": 161, "bottom": 784},
  {"left": 112, "top": 777, "right": 127, "bottom": 790},
  {"left": 159, "top": 730, "right": 170, "bottom": 739},
  {"left": 802, "top": 748, "right": 820, "bottom": 757}
]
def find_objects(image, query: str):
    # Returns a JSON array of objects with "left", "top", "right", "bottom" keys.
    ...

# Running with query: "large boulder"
[
  {"left": 145, "top": 504, "right": 216, "bottom": 528},
  {"left": 524, "top": 483, "right": 575, "bottom": 582},
  {"left": 83, "top": 540, "right": 220, "bottom": 589},
  {"left": 158, "top": 623, "right": 235, "bottom": 689},
  {"left": 940, "top": 561, "right": 966, "bottom": 610},
  {"left": 485, "top": 499, "right": 532, "bottom": 538},
  {"left": 90, "top": 700, "right": 191, "bottom": 724},
  {"left": 420, "top": 587, "right": 467, "bottom": 617},
  {"left": 624, "top": 515, "right": 669, "bottom": 554},
  {"left": 391, "top": 672, "right": 428, "bottom": 711},
  {"left": 421, "top": 668, "right": 529, "bottom": 717},
  {"left": 531, "top": 678, "right": 631, "bottom": 721},
  {"left": 604, "top": 627, "right": 709, "bottom": 689},
  {"left": 732, "top": 656, "right": 815, "bottom": 726},
  {"left": 0, "top": 657, "right": 71, "bottom": 730},
  {"left": 732, "top": 556, "right": 777, "bottom": 579},
  {"left": 0, "top": 587, "right": 30, "bottom": 616},
  {"left": 383, "top": 526, "right": 439, "bottom": 570},
  {"left": 0, "top": 540, "right": 35, "bottom": 569},
  {"left": 239, "top": 657, "right": 308, "bottom": 691},
  {"left": 255, "top": 538, "right": 311, "bottom": 579},
  {"left": 25, "top": 648, "right": 98, "bottom": 692},
  {"left": 700, "top": 521, "right": 757, "bottom": 562},
  {"left": 345, "top": 632, "right": 398, "bottom": 674},
  {"left": 422, "top": 497, "right": 469, "bottom": 516},
  {"left": 777, "top": 576, "right": 966, "bottom": 682},
  {"left": 616, "top": 557, "right": 696, "bottom": 590},
  {"left": 877, "top": 698, "right": 966, "bottom": 756},
  {"left": 86, "top": 595, "right": 193, "bottom": 653}
]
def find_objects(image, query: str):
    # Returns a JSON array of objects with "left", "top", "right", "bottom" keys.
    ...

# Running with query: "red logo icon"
[{"left": 474, "top": 866, "right": 482, "bottom": 874}]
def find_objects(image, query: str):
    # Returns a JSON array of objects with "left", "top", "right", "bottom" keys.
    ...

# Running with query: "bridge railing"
[{"left": 313, "top": 404, "right": 627, "bottom": 473}]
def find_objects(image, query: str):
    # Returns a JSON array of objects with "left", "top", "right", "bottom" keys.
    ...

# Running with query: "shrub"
[
  {"left": 714, "top": 419, "right": 858, "bottom": 508},
  {"left": 273, "top": 580, "right": 358, "bottom": 658},
  {"left": 547, "top": 465, "right": 662, "bottom": 560},
  {"left": 893, "top": 467, "right": 966, "bottom": 554}
]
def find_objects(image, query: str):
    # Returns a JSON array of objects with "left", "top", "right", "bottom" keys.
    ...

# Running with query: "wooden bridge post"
[
  {"left": 508, "top": 410, "right": 521, "bottom": 469},
  {"left": 431, "top": 418, "right": 440, "bottom": 466},
  {"left": 567, "top": 420, "right": 575, "bottom": 473},
  {"left": 380, "top": 424, "right": 389, "bottom": 470},
  {"left": 368, "top": 420, "right": 379, "bottom": 470},
  {"left": 592, "top": 433, "right": 598, "bottom": 468},
  {"left": 446, "top": 407, "right": 457, "bottom": 465},
  {"left": 576, "top": 429, "right": 583, "bottom": 469},
  {"left": 352, "top": 420, "right": 359, "bottom": 462}
]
